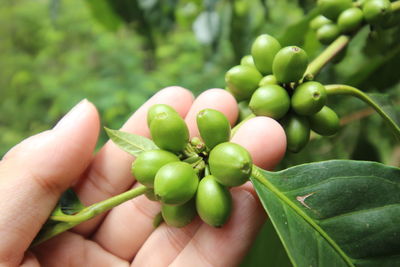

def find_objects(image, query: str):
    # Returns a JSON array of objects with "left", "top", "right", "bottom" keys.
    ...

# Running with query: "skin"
[{"left": 0, "top": 86, "right": 286, "bottom": 266}]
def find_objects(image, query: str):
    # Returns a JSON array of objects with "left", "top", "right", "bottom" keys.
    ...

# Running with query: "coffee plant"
[{"left": 32, "top": 0, "right": 400, "bottom": 266}]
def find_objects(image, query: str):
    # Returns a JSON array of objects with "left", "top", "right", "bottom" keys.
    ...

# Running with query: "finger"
[
  {"left": 184, "top": 88, "right": 238, "bottom": 138},
  {"left": 0, "top": 100, "right": 99, "bottom": 266},
  {"left": 32, "top": 232, "right": 128, "bottom": 267},
  {"left": 90, "top": 89, "right": 238, "bottom": 260},
  {"left": 73, "top": 86, "right": 194, "bottom": 235},
  {"left": 231, "top": 116, "right": 287, "bottom": 170},
  {"left": 132, "top": 116, "right": 286, "bottom": 266}
]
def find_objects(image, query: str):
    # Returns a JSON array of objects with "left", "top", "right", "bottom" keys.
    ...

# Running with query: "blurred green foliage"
[{"left": 1, "top": 0, "right": 400, "bottom": 265}]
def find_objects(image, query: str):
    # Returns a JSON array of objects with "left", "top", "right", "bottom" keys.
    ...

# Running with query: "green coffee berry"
[
  {"left": 197, "top": 109, "right": 231, "bottom": 150},
  {"left": 338, "top": 8, "right": 364, "bottom": 33},
  {"left": 362, "top": 0, "right": 392, "bottom": 26},
  {"left": 281, "top": 114, "right": 310, "bottom": 153},
  {"left": 147, "top": 104, "right": 179, "bottom": 128},
  {"left": 317, "top": 0, "right": 353, "bottom": 20},
  {"left": 249, "top": 85, "right": 290, "bottom": 119},
  {"left": 272, "top": 46, "right": 308, "bottom": 84},
  {"left": 208, "top": 142, "right": 252, "bottom": 187},
  {"left": 154, "top": 162, "right": 199, "bottom": 205},
  {"left": 309, "top": 106, "right": 340, "bottom": 136},
  {"left": 196, "top": 175, "right": 232, "bottom": 227},
  {"left": 240, "top": 55, "right": 256, "bottom": 68},
  {"left": 316, "top": 23, "right": 341, "bottom": 45},
  {"left": 131, "top": 150, "right": 179, "bottom": 187},
  {"left": 150, "top": 113, "right": 189, "bottom": 153},
  {"left": 310, "top": 15, "right": 332, "bottom": 30},
  {"left": 238, "top": 101, "right": 253, "bottom": 122},
  {"left": 291, "top": 81, "right": 327, "bottom": 115},
  {"left": 225, "top": 65, "right": 263, "bottom": 101},
  {"left": 251, "top": 34, "right": 282, "bottom": 75},
  {"left": 259, "top": 75, "right": 277, "bottom": 86},
  {"left": 161, "top": 199, "right": 196, "bottom": 228}
]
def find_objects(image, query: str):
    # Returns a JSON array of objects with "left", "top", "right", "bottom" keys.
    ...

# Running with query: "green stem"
[
  {"left": 325, "top": 84, "right": 400, "bottom": 140},
  {"left": 251, "top": 166, "right": 354, "bottom": 267},
  {"left": 32, "top": 185, "right": 147, "bottom": 246},
  {"left": 305, "top": 35, "right": 350, "bottom": 78}
]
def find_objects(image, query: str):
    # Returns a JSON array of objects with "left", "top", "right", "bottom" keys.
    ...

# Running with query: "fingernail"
[{"left": 54, "top": 99, "right": 89, "bottom": 130}]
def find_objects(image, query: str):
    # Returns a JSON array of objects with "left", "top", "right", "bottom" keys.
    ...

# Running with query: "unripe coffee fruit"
[
  {"left": 150, "top": 113, "right": 189, "bottom": 153},
  {"left": 317, "top": 0, "right": 353, "bottom": 20},
  {"left": 251, "top": 34, "right": 282, "bottom": 75},
  {"left": 281, "top": 114, "right": 310, "bottom": 153},
  {"left": 196, "top": 175, "right": 232, "bottom": 227},
  {"left": 309, "top": 106, "right": 340, "bottom": 136},
  {"left": 259, "top": 75, "right": 277, "bottom": 86},
  {"left": 208, "top": 142, "right": 252, "bottom": 187},
  {"left": 272, "top": 46, "right": 308, "bottom": 83},
  {"left": 225, "top": 65, "right": 263, "bottom": 101},
  {"left": 291, "top": 81, "right": 327, "bottom": 115},
  {"left": 161, "top": 199, "right": 196, "bottom": 228},
  {"left": 249, "top": 85, "right": 290, "bottom": 119},
  {"left": 131, "top": 150, "right": 179, "bottom": 187},
  {"left": 240, "top": 55, "right": 256, "bottom": 68},
  {"left": 362, "top": 0, "right": 392, "bottom": 26},
  {"left": 310, "top": 15, "right": 332, "bottom": 30},
  {"left": 147, "top": 104, "right": 179, "bottom": 127},
  {"left": 197, "top": 109, "right": 231, "bottom": 150},
  {"left": 337, "top": 8, "right": 364, "bottom": 33},
  {"left": 316, "top": 24, "right": 340, "bottom": 45},
  {"left": 154, "top": 162, "right": 199, "bottom": 205}
]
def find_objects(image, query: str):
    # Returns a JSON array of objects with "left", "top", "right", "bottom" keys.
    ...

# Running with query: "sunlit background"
[{"left": 1, "top": 0, "right": 400, "bottom": 265}]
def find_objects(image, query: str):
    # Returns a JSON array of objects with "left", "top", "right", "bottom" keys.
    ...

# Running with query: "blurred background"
[{"left": 1, "top": 0, "right": 399, "bottom": 265}]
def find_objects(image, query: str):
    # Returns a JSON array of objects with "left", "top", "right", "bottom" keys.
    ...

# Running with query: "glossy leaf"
[
  {"left": 251, "top": 160, "right": 400, "bottom": 267},
  {"left": 105, "top": 127, "right": 158, "bottom": 157}
]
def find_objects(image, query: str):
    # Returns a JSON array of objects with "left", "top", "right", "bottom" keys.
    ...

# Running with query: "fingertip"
[
  {"left": 185, "top": 88, "right": 238, "bottom": 138},
  {"left": 231, "top": 116, "right": 286, "bottom": 170}
]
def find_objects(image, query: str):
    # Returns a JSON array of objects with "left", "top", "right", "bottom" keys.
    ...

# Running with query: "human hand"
[{"left": 0, "top": 87, "right": 286, "bottom": 266}]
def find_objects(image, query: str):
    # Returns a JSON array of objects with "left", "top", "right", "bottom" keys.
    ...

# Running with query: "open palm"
[{"left": 0, "top": 87, "right": 286, "bottom": 266}]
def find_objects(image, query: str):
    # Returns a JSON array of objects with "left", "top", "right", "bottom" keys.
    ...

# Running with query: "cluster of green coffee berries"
[
  {"left": 311, "top": 0, "right": 397, "bottom": 44},
  {"left": 131, "top": 104, "right": 253, "bottom": 228},
  {"left": 225, "top": 34, "right": 340, "bottom": 153}
]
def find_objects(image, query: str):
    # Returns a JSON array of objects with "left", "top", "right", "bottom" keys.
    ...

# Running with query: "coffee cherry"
[
  {"left": 317, "top": 0, "right": 353, "bottom": 20},
  {"left": 362, "top": 0, "right": 392, "bottom": 26},
  {"left": 281, "top": 114, "right": 310, "bottom": 153},
  {"left": 251, "top": 34, "right": 282, "bottom": 75},
  {"left": 240, "top": 55, "right": 256, "bottom": 68},
  {"left": 272, "top": 46, "right": 308, "bottom": 84},
  {"left": 197, "top": 109, "right": 231, "bottom": 150},
  {"left": 291, "top": 81, "right": 327, "bottom": 115},
  {"left": 150, "top": 113, "right": 189, "bottom": 153},
  {"left": 196, "top": 175, "right": 232, "bottom": 227},
  {"left": 238, "top": 101, "right": 253, "bottom": 122},
  {"left": 225, "top": 65, "right": 263, "bottom": 101},
  {"left": 316, "top": 24, "right": 341, "bottom": 45},
  {"left": 208, "top": 142, "right": 252, "bottom": 187},
  {"left": 147, "top": 104, "right": 179, "bottom": 128},
  {"left": 161, "top": 199, "right": 196, "bottom": 228},
  {"left": 131, "top": 150, "right": 179, "bottom": 187},
  {"left": 309, "top": 106, "right": 340, "bottom": 136},
  {"left": 259, "top": 75, "right": 277, "bottom": 86},
  {"left": 154, "top": 162, "right": 199, "bottom": 205},
  {"left": 338, "top": 8, "right": 364, "bottom": 33},
  {"left": 310, "top": 15, "right": 332, "bottom": 30},
  {"left": 249, "top": 85, "right": 290, "bottom": 119}
]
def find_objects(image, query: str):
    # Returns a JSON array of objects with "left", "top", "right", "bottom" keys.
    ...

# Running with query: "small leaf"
[
  {"left": 105, "top": 127, "right": 158, "bottom": 157},
  {"left": 58, "top": 188, "right": 85, "bottom": 215},
  {"left": 252, "top": 160, "right": 400, "bottom": 267}
]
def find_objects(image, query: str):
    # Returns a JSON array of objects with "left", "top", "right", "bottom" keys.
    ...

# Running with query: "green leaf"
[
  {"left": 105, "top": 127, "right": 158, "bottom": 157},
  {"left": 55, "top": 188, "right": 85, "bottom": 215},
  {"left": 251, "top": 160, "right": 400, "bottom": 267},
  {"left": 85, "top": 0, "right": 122, "bottom": 31}
]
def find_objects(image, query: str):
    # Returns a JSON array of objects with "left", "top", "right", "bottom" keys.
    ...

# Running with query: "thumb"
[{"left": 0, "top": 99, "right": 99, "bottom": 266}]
